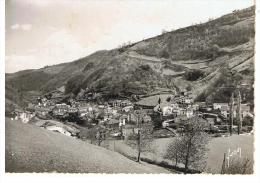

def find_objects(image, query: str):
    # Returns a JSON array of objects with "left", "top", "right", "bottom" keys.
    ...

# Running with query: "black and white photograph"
[{"left": 1, "top": 0, "right": 259, "bottom": 179}]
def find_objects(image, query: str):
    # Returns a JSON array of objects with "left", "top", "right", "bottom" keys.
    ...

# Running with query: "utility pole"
[
  {"left": 137, "top": 128, "right": 141, "bottom": 162},
  {"left": 184, "top": 129, "right": 193, "bottom": 174},
  {"left": 221, "top": 153, "right": 226, "bottom": 174},
  {"left": 135, "top": 108, "right": 142, "bottom": 162},
  {"left": 237, "top": 90, "right": 242, "bottom": 135},
  {"left": 229, "top": 93, "right": 234, "bottom": 136},
  {"left": 137, "top": 110, "right": 141, "bottom": 162},
  {"left": 114, "top": 139, "right": 115, "bottom": 151}
]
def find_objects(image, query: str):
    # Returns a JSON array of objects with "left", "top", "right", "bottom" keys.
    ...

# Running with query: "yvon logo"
[{"left": 226, "top": 147, "right": 242, "bottom": 167}]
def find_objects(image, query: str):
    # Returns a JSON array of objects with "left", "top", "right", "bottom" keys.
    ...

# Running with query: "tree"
[
  {"left": 164, "top": 136, "right": 183, "bottom": 166},
  {"left": 126, "top": 110, "right": 154, "bottom": 162},
  {"left": 186, "top": 84, "right": 192, "bottom": 92},
  {"left": 184, "top": 69, "right": 205, "bottom": 81},
  {"left": 242, "top": 116, "right": 253, "bottom": 126},
  {"left": 229, "top": 92, "right": 234, "bottom": 135},
  {"left": 165, "top": 116, "right": 210, "bottom": 173},
  {"left": 87, "top": 126, "right": 106, "bottom": 146},
  {"left": 236, "top": 90, "right": 242, "bottom": 135},
  {"left": 126, "top": 122, "right": 154, "bottom": 162}
]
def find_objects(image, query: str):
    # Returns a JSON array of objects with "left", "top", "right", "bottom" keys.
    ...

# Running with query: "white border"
[
  {"left": 0, "top": 0, "right": 6, "bottom": 182},
  {"left": 1, "top": 1, "right": 260, "bottom": 183}
]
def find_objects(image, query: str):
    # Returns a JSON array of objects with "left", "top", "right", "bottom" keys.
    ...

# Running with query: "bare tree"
[
  {"left": 87, "top": 126, "right": 106, "bottom": 146},
  {"left": 236, "top": 90, "right": 242, "bottom": 134},
  {"left": 165, "top": 116, "right": 210, "bottom": 173},
  {"left": 229, "top": 92, "right": 234, "bottom": 135},
  {"left": 126, "top": 110, "right": 154, "bottom": 163}
]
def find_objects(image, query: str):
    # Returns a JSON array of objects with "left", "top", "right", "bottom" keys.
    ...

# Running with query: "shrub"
[
  {"left": 185, "top": 70, "right": 205, "bottom": 81},
  {"left": 83, "top": 62, "right": 94, "bottom": 72},
  {"left": 222, "top": 158, "right": 253, "bottom": 174},
  {"left": 140, "top": 64, "right": 151, "bottom": 71},
  {"left": 159, "top": 50, "right": 170, "bottom": 59},
  {"left": 242, "top": 116, "right": 254, "bottom": 126},
  {"left": 65, "top": 75, "right": 84, "bottom": 95}
]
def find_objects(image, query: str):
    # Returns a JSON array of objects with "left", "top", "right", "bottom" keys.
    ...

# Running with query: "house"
[
  {"left": 43, "top": 121, "right": 79, "bottom": 137},
  {"left": 52, "top": 103, "right": 69, "bottom": 116},
  {"left": 233, "top": 104, "right": 252, "bottom": 118},
  {"left": 14, "top": 109, "right": 34, "bottom": 123},
  {"left": 106, "top": 119, "right": 120, "bottom": 129},
  {"left": 21, "top": 112, "right": 34, "bottom": 123},
  {"left": 78, "top": 108, "right": 88, "bottom": 117},
  {"left": 213, "top": 103, "right": 229, "bottom": 110},
  {"left": 78, "top": 105, "right": 93, "bottom": 116},
  {"left": 162, "top": 106, "right": 174, "bottom": 116},
  {"left": 219, "top": 104, "right": 252, "bottom": 119},
  {"left": 108, "top": 99, "right": 122, "bottom": 107},
  {"left": 35, "top": 106, "right": 51, "bottom": 117},
  {"left": 108, "top": 99, "right": 132, "bottom": 107},
  {"left": 219, "top": 105, "right": 230, "bottom": 118},
  {"left": 178, "top": 108, "right": 194, "bottom": 118},
  {"left": 46, "top": 126, "right": 72, "bottom": 136},
  {"left": 128, "top": 113, "right": 138, "bottom": 123},
  {"left": 120, "top": 100, "right": 132, "bottom": 107},
  {"left": 110, "top": 109, "right": 118, "bottom": 115},
  {"left": 197, "top": 102, "right": 207, "bottom": 110},
  {"left": 172, "top": 96, "right": 193, "bottom": 105},
  {"left": 127, "top": 112, "right": 151, "bottom": 124},
  {"left": 135, "top": 98, "right": 159, "bottom": 110},
  {"left": 122, "top": 106, "right": 134, "bottom": 112},
  {"left": 69, "top": 99, "right": 79, "bottom": 107},
  {"left": 103, "top": 113, "right": 113, "bottom": 121},
  {"left": 192, "top": 104, "right": 200, "bottom": 111},
  {"left": 186, "top": 108, "right": 194, "bottom": 118},
  {"left": 142, "top": 114, "right": 152, "bottom": 123},
  {"left": 119, "top": 116, "right": 126, "bottom": 127},
  {"left": 154, "top": 102, "right": 179, "bottom": 116},
  {"left": 203, "top": 113, "right": 221, "bottom": 125},
  {"left": 162, "top": 119, "right": 175, "bottom": 128},
  {"left": 68, "top": 107, "right": 78, "bottom": 114},
  {"left": 98, "top": 105, "right": 105, "bottom": 109},
  {"left": 205, "top": 118, "right": 215, "bottom": 125},
  {"left": 24, "top": 112, "right": 34, "bottom": 123}
]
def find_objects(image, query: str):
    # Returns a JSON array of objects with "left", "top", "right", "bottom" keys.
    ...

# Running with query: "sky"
[{"left": 5, "top": 0, "right": 254, "bottom": 73}]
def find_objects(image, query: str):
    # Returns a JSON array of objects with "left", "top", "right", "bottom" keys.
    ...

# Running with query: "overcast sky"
[{"left": 5, "top": 0, "right": 254, "bottom": 73}]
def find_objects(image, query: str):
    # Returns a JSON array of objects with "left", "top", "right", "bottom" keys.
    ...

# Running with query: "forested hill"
[{"left": 6, "top": 6, "right": 255, "bottom": 109}]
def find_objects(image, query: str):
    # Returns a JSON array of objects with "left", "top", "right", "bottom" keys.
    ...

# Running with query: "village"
[
  {"left": 3, "top": 0, "right": 258, "bottom": 176},
  {"left": 11, "top": 85, "right": 254, "bottom": 143}
]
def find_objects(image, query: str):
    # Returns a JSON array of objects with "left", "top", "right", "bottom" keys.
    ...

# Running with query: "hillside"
[
  {"left": 5, "top": 6, "right": 255, "bottom": 108},
  {"left": 5, "top": 118, "right": 170, "bottom": 173}
]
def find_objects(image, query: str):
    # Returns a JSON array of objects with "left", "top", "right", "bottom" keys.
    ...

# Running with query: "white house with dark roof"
[
  {"left": 217, "top": 103, "right": 252, "bottom": 119},
  {"left": 213, "top": 103, "right": 229, "bottom": 110}
]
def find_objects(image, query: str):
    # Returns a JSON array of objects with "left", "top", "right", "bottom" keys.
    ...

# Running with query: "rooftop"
[{"left": 135, "top": 94, "right": 172, "bottom": 107}]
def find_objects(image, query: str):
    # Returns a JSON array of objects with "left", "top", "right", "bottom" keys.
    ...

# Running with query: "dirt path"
[{"left": 127, "top": 51, "right": 166, "bottom": 63}]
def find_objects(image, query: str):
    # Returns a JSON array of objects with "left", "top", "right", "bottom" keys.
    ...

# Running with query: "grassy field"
[
  {"left": 5, "top": 118, "right": 170, "bottom": 173},
  {"left": 5, "top": 116, "right": 254, "bottom": 173},
  {"left": 105, "top": 134, "right": 254, "bottom": 174},
  {"left": 154, "top": 135, "right": 254, "bottom": 174},
  {"left": 206, "top": 134, "right": 254, "bottom": 173}
]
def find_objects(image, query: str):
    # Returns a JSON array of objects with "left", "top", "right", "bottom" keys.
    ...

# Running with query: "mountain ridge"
[{"left": 6, "top": 6, "right": 255, "bottom": 110}]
